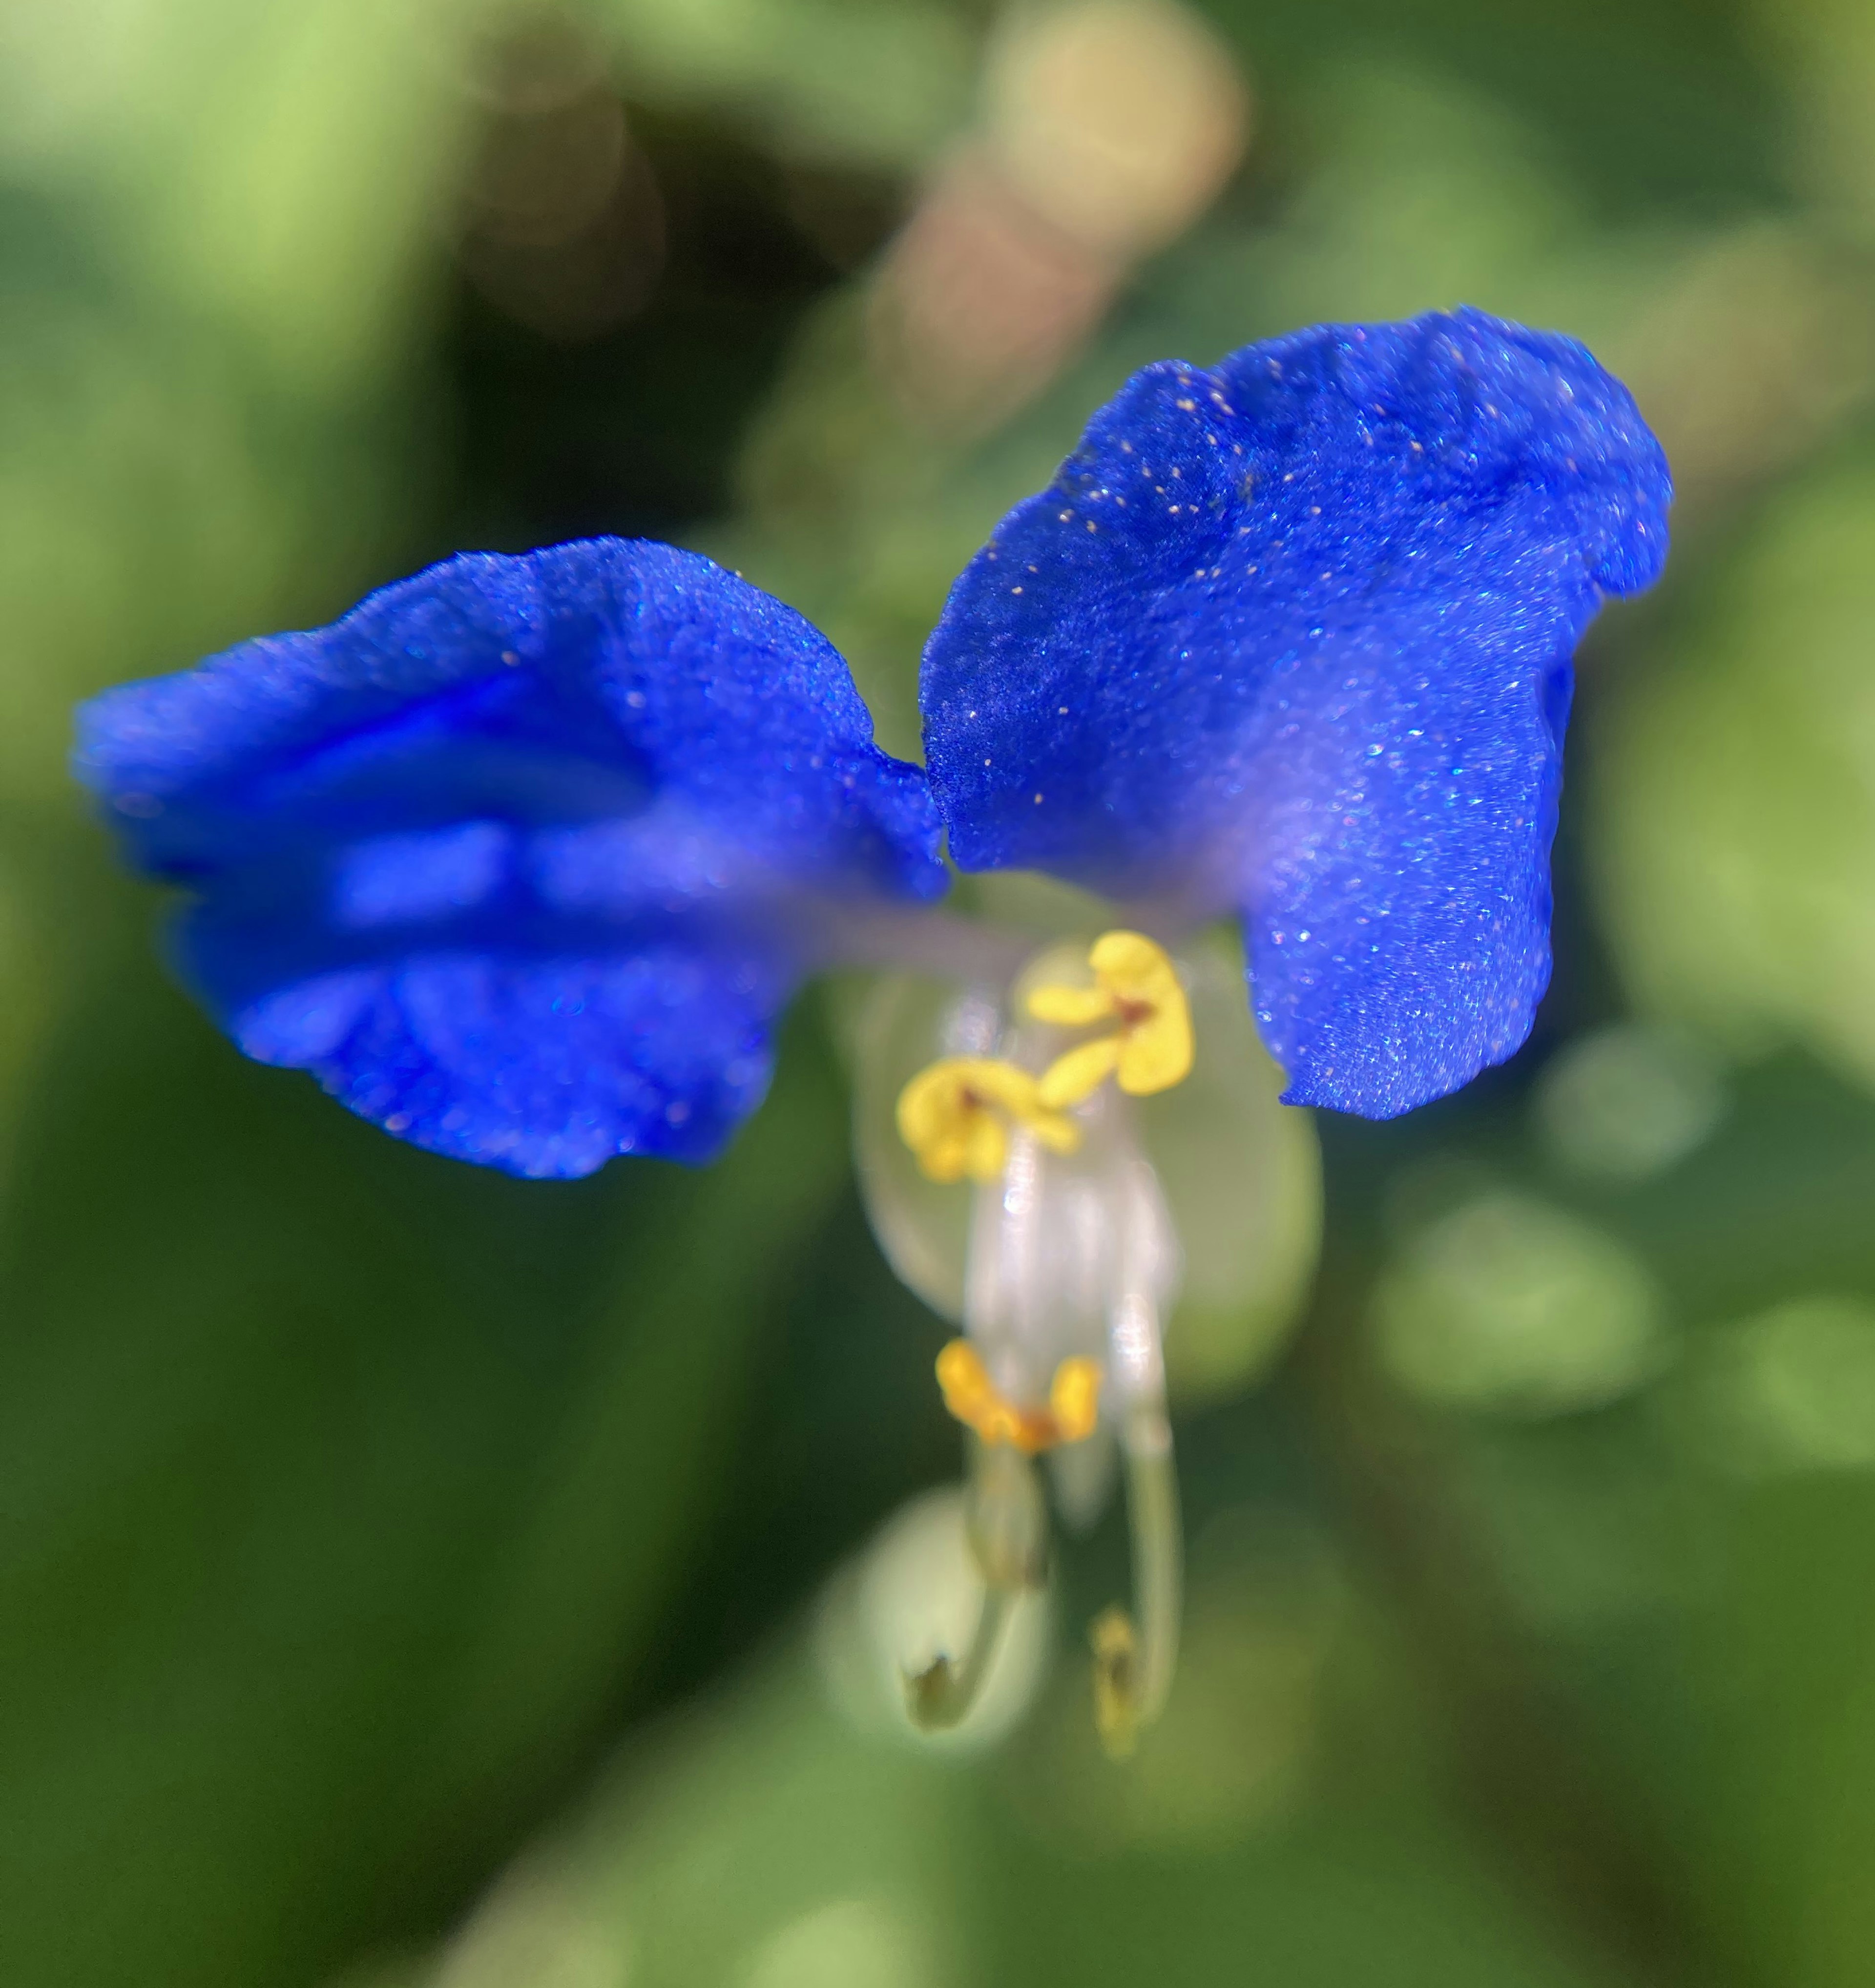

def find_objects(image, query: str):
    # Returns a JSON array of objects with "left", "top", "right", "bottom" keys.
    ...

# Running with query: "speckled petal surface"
[
  {"left": 76, "top": 539, "right": 945, "bottom": 1175},
  {"left": 921, "top": 308, "right": 1670, "bottom": 1117}
]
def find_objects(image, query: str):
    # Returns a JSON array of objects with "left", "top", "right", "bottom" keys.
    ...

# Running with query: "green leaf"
[{"left": 0, "top": 905, "right": 846, "bottom": 1988}]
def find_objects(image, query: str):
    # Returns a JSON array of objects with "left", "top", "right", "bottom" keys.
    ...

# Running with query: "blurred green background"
[{"left": 7, "top": 1, "right": 1875, "bottom": 1984}]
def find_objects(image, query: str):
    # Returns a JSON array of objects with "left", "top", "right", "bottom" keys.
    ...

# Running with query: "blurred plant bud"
[
  {"left": 1373, "top": 1190, "right": 1668, "bottom": 1417},
  {"left": 1687, "top": 1296, "right": 1875, "bottom": 1475},
  {"left": 1593, "top": 457, "right": 1875, "bottom": 1091},
  {"left": 1534, "top": 1024, "right": 1727, "bottom": 1181},
  {"left": 455, "top": 12, "right": 666, "bottom": 341},
  {"left": 981, "top": 0, "right": 1248, "bottom": 261},
  {"left": 1606, "top": 224, "right": 1875, "bottom": 534},
  {"left": 867, "top": 0, "right": 1247, "bottom": 429},
  {"left": 866, "top": 146, "right": 1114, "bottom": 432},
  {"left": 738, "top": 1897, "right": 942, "bottom": 1988},
  {"left": 428, "top": 1862, "right": 622, "bottom": 1988}
]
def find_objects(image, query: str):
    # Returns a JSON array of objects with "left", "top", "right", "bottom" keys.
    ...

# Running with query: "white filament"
[{"left": 962, "top": 1087, "right": 1182, "bottom": 1434}]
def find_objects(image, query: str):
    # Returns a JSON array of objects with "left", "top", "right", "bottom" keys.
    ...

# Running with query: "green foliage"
[
  {"left": 0, "top": 858, "right": 848, "bottom": 1988},
  {"left": 1595, "top": 454, "right": 1875, "bottom": 1090}
]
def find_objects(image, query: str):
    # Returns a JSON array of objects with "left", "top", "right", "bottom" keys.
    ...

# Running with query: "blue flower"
[
  {"left": 920, "top": 307, "right": 1671, "bottom": 1118},
  {"left": 75, "top": 538, "right": 944, "bottom": 1177}
]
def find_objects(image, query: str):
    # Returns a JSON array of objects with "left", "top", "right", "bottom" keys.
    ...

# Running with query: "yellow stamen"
[
  {"left": 1028, "top": 930, "right": 1194, "bottom": 1108},
  {"left": 896, "top": 1056, "right": 1080, "bottom": 1183},
  {"left": 1088, "top": 1409, "right": 1182, "bottom": 1757},
  {"left": 1048, "top": 1355, "right": 1103, "bottom": 1443},
  {"left": 1026, "top": 984, "right": 1115, "bottom": 1027},
  {"left": 936, "top": 1339, "right": 1103, "bottom": 1454},
  {"left": 1035, "top": 1033, "right": 1123, "bottom": 1110},
  {"left": 1090, "top": 1606, "right": 1141, "bottom": 1757}
]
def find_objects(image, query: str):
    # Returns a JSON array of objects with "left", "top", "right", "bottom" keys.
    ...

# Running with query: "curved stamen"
[
  {"left": 1028, "top": 930, "right": 1195, "bottom": 1108},
  {"left": 1090, "top": 1402, "right": 1184, "bottom": 1757},
  {"left": 896, "top": 1057, "right": 1080, "bottom": 1183},
  {"left": 906, "top": 1438, "right": 1049, "bottom": 1732},
  {"left": 907, "top": 1586, "right": 1016, "bottom": 1731}
]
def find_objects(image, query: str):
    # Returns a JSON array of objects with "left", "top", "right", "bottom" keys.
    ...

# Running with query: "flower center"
[
  {"left": 892, "top": 931, "right": 1195, "bottom": 1754},
  {"left": 893, "top": 931, "right": 1194, "bottom": 1184}
]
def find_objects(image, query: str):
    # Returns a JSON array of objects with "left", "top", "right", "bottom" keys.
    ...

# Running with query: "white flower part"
[
  {"left": 1108, "top": 1155, "right": 1176, "bottom": 1409},
  {"left": 962, "top": 1080, "right": 1182, "bottom": 1419}
]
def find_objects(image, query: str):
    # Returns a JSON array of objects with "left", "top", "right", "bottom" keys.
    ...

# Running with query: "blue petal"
[
  {"left": 228, "top": 950, "right": 782, "bottom": 1176},
  {"left": 920, "top": 309, "right": 1671, "bottom": 1117},
  {"left": 77, "top": 539, "right": 944, "bottom": 1176}
]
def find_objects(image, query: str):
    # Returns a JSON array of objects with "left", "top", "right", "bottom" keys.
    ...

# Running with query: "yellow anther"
[
  {"left": 936, "top": 1338, "right": 1017, "bottom": 1442},
  {"left": 1049, "top": 1355, "right": 1103, "bottom": 1443},
  {"left": 896, "top": 1056, "right": 1079, "bottom": 1183},
  {"left": 1025, "top": 984, "right": 1113, "bottom": 1028},
  {"left": 936, "top": 1339, "right": 1103, "bottom": 1455},
  {"left": 1090, "top": 1606, "right": 1142, "bottom": 1757},
  {"left": 1028, "top": 930, "right": 1194, "bottom": 1108},
  {"left": 1035, "top": 1033, "right": 1123, "bottom": 1107}
]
